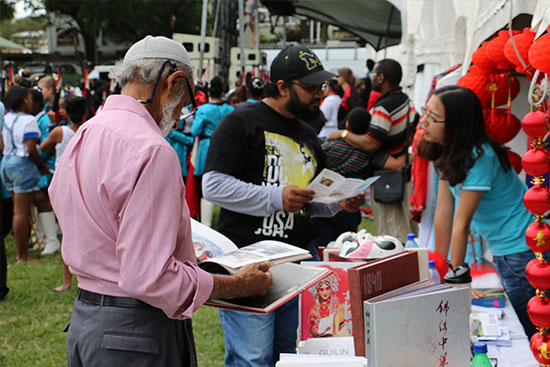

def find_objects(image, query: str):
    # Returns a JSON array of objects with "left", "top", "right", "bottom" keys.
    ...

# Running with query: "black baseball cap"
[{"left": 270, "top": 44, "right": 335, "bottom": 85}]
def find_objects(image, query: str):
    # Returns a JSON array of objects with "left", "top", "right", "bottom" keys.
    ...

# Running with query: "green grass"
[{"left": 0, "top": 213, "right": 375, "bottom": 366}]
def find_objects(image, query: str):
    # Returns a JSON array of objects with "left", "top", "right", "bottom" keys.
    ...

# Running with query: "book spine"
[
  {"left": 348, "top": 269, "right": 365, "bottom": 357},
  {"left": 364, "top": 301, "right": 374, "bottom": 366}
]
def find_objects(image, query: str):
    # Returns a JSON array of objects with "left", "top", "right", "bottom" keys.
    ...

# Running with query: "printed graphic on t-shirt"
[{"left": 254, "top": 131, "right": 317, "bottom": 239}]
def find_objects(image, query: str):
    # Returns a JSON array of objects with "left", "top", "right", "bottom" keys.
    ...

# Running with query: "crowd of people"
[{"left": 0, "top": 35, "right": 540, "bottom": 367}]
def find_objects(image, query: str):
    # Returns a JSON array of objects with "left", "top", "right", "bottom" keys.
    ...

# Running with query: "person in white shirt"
[
  {"left": 318, "top": 79, "right": 342, "bottom": 140},
  {"left": 0, "top": 86, "right": 51, "bottom": 262},
  {"left": 40, "top": 95, "right": 87, "bottom": 291}
]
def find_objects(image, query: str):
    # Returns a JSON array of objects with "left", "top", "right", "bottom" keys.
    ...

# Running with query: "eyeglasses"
[
  {"left": 421, "top": 106, "right": 445, "bottom": 124},
  {"left": 179, "top": 77, "right": 197, "bottom": 120},
  {"left": 291, "top": 81, "right": 323, "bottom": 93}
]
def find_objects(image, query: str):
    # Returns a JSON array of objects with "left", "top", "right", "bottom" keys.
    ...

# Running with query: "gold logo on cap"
[{"left": 299, "top": 50, "right": 321, "bottom": 70}]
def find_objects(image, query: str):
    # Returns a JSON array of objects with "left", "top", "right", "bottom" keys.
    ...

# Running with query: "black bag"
[
  {"left": 372, "top": 168, "right": 407, "bottom": 203},
  {"left": 372, "top": 100, "right": 411, "bottom": 204}
]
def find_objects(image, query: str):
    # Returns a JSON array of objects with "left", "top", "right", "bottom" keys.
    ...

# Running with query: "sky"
[{"left": 14, "top": 0, "right": 45, "bottom": 19}]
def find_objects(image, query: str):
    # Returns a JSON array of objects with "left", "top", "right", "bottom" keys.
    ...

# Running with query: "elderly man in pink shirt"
[{"left": 49, "top": 36, "right": 272, "bottom": 367}]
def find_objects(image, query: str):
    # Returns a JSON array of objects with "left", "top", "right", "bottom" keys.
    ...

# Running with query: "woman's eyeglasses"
[{"left": 421, "top": 106, "right": 445, "bottom": 124}]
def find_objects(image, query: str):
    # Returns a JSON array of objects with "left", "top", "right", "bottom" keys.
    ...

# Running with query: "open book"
[
  {"left": 191, "top": 219, "right": 312, "bottom": 274},
  {"left": 191, "top": 220, "right": 330, "bottom": 313},
  {"left": 307, "top": 168, "right": 379, "bottom": 204}
]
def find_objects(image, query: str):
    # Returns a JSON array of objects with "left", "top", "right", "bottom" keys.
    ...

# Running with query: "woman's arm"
[
  {"left": 449, "top": 190, "right": 484, "bottom": 268},
  {"left": 26, "top": 139, "right": 50, "bottom": 174},
  {"left": 434, "top": 180, "right": 455, "bottom": 260},
  {"left": 39, "top": 126, "right": 62, "bottom": 152}
]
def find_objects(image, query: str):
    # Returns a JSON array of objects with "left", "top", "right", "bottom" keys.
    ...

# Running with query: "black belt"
[{"left": 77, "top": 289, "right": 152, "bottom": 309}]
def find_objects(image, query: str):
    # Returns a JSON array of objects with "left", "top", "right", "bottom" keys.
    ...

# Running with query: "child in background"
[
  {"left": 40, "top": 95, "right": 87, "bottom": 291},
  {"left": 310, "top": 107, "right": 409, "bottom": 250}
]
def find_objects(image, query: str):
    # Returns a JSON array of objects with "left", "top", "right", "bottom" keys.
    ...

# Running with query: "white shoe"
[{"left": 40, "top": 212, "right": 61, "bottom": 255}]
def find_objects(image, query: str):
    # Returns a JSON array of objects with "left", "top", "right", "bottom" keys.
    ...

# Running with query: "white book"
[
  {"left": 307, "top": 168, "right": 379, "bottom": 204},
  {"left": 364, "top": 286, "right": 470, "bottom": 367}
]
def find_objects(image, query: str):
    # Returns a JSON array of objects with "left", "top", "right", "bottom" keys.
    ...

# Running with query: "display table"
[{"left": 472, "top": 272, "right": 538, "bottom": 367}]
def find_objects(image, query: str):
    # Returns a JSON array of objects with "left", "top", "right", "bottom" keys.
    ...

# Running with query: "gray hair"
[{"left": 109, "top": 58, "right": 194, "bottom": 90}]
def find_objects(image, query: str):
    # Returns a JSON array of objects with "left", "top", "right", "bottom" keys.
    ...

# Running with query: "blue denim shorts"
[{"left": 0, "top": 155, "right": 41, "bottom": 194}]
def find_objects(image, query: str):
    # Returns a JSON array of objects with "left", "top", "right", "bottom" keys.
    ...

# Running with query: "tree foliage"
[
  {"left": 0, "top": 0, "right": 15, "bottom": 21},
  {"left": 40, "top": 0, "right": 204, "bottom": 61}
]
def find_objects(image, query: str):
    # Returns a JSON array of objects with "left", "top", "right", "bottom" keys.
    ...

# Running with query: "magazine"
[
  {"left": 307, "top": 169, "right": 379, "bottom": 204},
  {"left": 191, "top": 219, "right": 312, "bottom": 274}
]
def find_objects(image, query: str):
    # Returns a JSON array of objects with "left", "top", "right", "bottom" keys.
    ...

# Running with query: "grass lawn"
[{"left": 0, "top": 213, "right": 375, "bottom": 366}]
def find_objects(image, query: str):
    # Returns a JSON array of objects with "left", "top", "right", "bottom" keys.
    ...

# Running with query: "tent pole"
[
  {"left": 383, "top": 6, "right": 394, "bottom": 58},
  {"left": 238, "top": 0, "right": 245, "bottom": 80},
  {"left": 198, "top": 0, "right": 209, "bottom": 80}
]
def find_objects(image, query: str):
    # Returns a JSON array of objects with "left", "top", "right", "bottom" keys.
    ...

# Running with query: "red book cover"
[{"left": 347, "top": 250, "right": 428, "bottom": 357}]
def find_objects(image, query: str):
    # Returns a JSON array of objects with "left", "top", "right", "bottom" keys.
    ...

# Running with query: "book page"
[
  {"left": 307, "top": 169, "right": 346, "bottom": 198},
  {"left": 308, "top": 169, "right": 379, "bottom": 204},
  {"left": 190, "top": 219, "right": 238, "bottom": 262}
]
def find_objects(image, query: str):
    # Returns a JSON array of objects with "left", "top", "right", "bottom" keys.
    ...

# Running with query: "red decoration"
[
  {"left": 472, "top": 41, "right": 498, "bottom": 73},
  {"left": 457, "top": 72, "right": 490, "bottom": 109},
  {"left": 529, "top": 25, "right": 550, "bottom": 75},
  {"left": 531, "top": 332, "right": 550, "bottom": 365},
  {"left": 507, "top": 150, "right": 522, "bottom": 174},
  {"left": 483, "top": 108, "right": 521, "bottom": 144},
  {"left": 489, "top": 73, "right": 520, "bottom": 107},
  {"left": 524, "top": 184, "right": 550, "bottom": 215},
  {"left": 522, "top": 148, "right": 550, "bottom": 176},
  {"left": 504, "top": 28, "right": 536, "bottom": 74},
  {"left": 528, "top": 296, "right": 550, "bottom": 327},
  {"left": 526, "top": 259, "right": 550, "bottom": 290},
  {"left": 522, "top": 111, "right": 548, "bottom": 138},
  {"left": 525, "top": 221, "right": 550, "bottom": 253},
  {"left": 487, "top": 30, "right": 520, "bottom": 70}
]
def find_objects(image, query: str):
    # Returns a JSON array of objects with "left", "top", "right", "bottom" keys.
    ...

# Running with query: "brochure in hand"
[
  {"left": 191, "top": 220, "right": 330, "bottom": 314},
  {"left": 307, "top": 169, "right": 379, "bottom": 204}
]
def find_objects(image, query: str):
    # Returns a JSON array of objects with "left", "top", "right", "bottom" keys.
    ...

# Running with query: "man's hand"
[
  {"left": 338, "top": 193, "right": 365, "bottom": 212},
  {"left": 326, "top": 129, "right": 345, "bottom": 141},
  {"left": 282, "top": 186, "right": 316, "bottom": 212},
  {"left": 210, "top": 262, "right": 273, "bottom": 300},
  {"left": 234, "top": 262, "right": 273, "bottom": 298}
]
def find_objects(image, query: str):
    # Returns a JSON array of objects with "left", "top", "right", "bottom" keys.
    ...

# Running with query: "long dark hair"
[{"left": 432, "top": 85, "right": 510, "bottom": 186}]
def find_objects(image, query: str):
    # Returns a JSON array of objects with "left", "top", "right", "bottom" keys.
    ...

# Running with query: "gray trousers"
[{"left": 67, "top": 299, "right": 197, "bottom": 367}]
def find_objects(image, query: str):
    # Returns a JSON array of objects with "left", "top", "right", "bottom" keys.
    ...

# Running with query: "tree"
[
  {"left": 32, "top": 0, "right": 204, "bottom": 61},
  {"left": 0, "top": 0, "right": 15, "bottom": 21}
]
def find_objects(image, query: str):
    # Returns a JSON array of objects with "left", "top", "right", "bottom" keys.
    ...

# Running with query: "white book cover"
[
  {"left": 297, "top": 336, "right": 355, "bottom": 357},
  {"left": 364, "top": 287, "right": 470, "bottom": 367}
]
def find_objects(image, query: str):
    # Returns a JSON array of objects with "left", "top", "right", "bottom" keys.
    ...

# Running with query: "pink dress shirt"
[{"left": 49, "top": 95, "right": 213, "bottom": 320}]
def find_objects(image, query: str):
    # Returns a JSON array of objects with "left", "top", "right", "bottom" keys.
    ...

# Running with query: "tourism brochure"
[
  {"left": 191, "top": 220, "right": 330, "bottom": 314},
  {"left": 276, "top": 352, "right": 367, "bottom": 367},
  {"left": 307, "top": 169, "right": 379, "bottom": 204},
  {"left": 191, "top": 219, "right": 312, "bottom": 274}
]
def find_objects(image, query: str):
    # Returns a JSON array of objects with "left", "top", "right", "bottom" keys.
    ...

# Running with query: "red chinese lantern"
[
  {"left": 504, "top": 27, "right": 536, "bottom": 74},
  {"left": 526, "top": 221, "right": 550, "bottom": 253},
  {"left": 527, "top": 296, "right": 550, "bottom": 327},
  {"left": 488, "top": 73, "right": 520, "bottom": 107},
  {"left": 487, "top": 30, "right": 520, "bottom": 70},
  {"left": 530, "top": 332, "right": 550, "bottom": 365},
  {"left": 529, "top": 25, "right": 550, "bottom": 75},
  {"left": 522, "top": 148, "right": 550, "bottom": 176},
  {"left": 522, "top": 111, "right": 548, "bottom": 138},
  {"left": 526, "top": 259, "right": 550, "bottom": 290},
  {"left": 457, "top": 73, "right": 490, "bottom": 108},
  {"left": 483, "top": 108, "right": 521, "bottom": 144},
  {"left": 507, "top": 150, "right": 522, "bottom": 174},
  {"left": 524, "top": 184, "right": 550, "bottom": 215},
  {"left": 472, "top": 41, "right": 498, "bottom": 73}
]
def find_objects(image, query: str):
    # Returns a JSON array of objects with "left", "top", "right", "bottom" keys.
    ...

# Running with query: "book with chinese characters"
[
  {"left": 363, "top": 285, "right": 470, "bottom": 367},
  {"left": 347, "top": 249, "right": 429, "bottom": 357},
  {"left": 191, "top": 219, "right": 311, "bottom": 274},
  {"left": 307, "top": 168, "right": 379, "bottom": 204}
]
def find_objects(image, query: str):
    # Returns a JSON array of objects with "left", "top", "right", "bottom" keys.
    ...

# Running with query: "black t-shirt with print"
[{"left": 204, "top": 101, "right": 325, "bottom": 248}]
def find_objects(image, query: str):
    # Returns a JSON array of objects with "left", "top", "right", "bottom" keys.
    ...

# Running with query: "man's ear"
[
  {"left": 277, "top": 80, "right": 289, "bottom": 97},
  {"left": 166, "top": 70, "right": 187, "bottom": 97}
]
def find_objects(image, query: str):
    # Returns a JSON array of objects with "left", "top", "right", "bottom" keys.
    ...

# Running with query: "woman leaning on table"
[{"left": 422, "top": 85, "right": 538, "bottom": 338}]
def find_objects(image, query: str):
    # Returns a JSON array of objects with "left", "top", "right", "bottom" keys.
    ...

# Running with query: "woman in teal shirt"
[
  {"left": 423, "top": 85, "right": 537, "bottom": 337},
  {"left": 190, "top": 76, "right": 234, "bottom": 226}
]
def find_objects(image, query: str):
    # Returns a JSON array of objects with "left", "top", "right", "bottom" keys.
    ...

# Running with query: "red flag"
[{"left": 185, "top": 139, "right": 200, "bottom": 218}]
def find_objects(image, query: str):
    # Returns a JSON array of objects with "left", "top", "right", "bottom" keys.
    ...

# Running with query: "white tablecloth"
[{"left": 472, "top": 273, "right": 538, "bottom": 367}]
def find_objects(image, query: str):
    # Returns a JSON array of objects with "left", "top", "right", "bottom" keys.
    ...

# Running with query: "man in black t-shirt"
[{"left": 203, "top": 45, "right": 364, "bottom": 367}]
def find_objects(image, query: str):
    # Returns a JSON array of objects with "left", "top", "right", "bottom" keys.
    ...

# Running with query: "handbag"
[{"left": 372, "top": 101, "right": 411, "bottom": 204}]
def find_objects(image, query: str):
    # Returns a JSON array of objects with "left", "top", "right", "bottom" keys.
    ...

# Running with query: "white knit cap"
[{"left": 123, "top": 35, "right": 192, "bottom": 68}]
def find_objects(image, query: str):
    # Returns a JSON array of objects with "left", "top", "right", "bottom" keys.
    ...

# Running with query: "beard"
[
  {"left": 285, "top": 87, "right": 320, "bottom": 119},
  {"left": 159, "top": 90, "right": 185, "bottom": 137}
]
